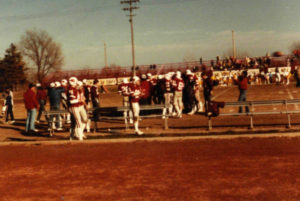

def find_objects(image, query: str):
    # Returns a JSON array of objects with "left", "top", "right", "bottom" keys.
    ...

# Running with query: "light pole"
[
  {"left": 121, "top": 0, "right": 139, "bottom": 76},
  {"left": 104, "top": 42, "right": 108, "bottom": 67},
  {"left": 232, "top": 30, "right": 236, "bottom": 59}
]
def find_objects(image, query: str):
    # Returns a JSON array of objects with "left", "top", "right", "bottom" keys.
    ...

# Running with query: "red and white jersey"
[
  {"left": 67, "top": 86, "right": 84, "bottom": 107},
  {"left": 90, "top": 85, "right": 99, "bottom": 100},
  {"left": 187, "top": 74, "right": 195, "bottom": 82},
  {"left": 194, "top": 75, "right": 201, "bottom": 90},
  {"left": 164, "top": 79, "right": 173, "bottom": 93},
  {"left": 78, "top": 88, "right": 86, "bottom": 104},
  {"left": 118, "top": 83, "right": 130, "bottom": 96},
  {"left": 129, "top": 84, "right": 141, "bottom": 103},
  {"left": 149, "top": 78, "right": 157, "bottom": 87},
  {"left": 172, "top": 78, "right": 185, "bottom": 92},
  {"left": 140, "top": 80, "right": 151, "bottom": 98}
]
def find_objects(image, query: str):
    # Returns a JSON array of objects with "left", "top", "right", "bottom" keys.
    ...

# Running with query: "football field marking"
[
  {"left": 286, "top": 87, "right": 299, "bottom": 110},
  {"left": 212, "top": 87, "right": 232, "bottom": 100}
]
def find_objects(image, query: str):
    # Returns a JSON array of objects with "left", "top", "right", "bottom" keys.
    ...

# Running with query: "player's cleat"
[
  {"left": 129, "top": 119, "right": 133, "bottom": 124},
  {"left": 135, "top": 130, "right": 144, "bottom": 135},
  {"left": 35, "top": 120, "right": 40, "bottom": 124},
  {"left": 10, "top": 120, "right": 15, "bottom": 124},
  {"left": 56, "top": 127, "right": 63, "bottom": 131},
  {"left": 187, "top": 110, "right": 195, "bottom": 115}
]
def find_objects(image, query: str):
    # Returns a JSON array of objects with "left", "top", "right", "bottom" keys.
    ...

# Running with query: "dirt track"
[
  {"left": 1, "top": 136, "right": 300, "bottom": 201},
  {"left": 2, "top": 84, "right": 300, "bottom": 200}
]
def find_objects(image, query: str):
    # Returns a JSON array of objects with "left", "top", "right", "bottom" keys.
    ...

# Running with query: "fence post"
[
  {"left": 208, "top": 117, "right": 212, "bottom": 130},
  {"left": 164, "top": 116, "right": 168, "bottom": 130},
  {"left": 250, "top": 115, "right": 254, "bottom": 129},
  {"left": 249, "top": 101, "right": 254, "bottom": 129},
  {"left": 285, "top": 100, "right": 291, "bottom": 128}
]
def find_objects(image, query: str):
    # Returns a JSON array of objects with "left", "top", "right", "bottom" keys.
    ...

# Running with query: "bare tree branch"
[{"left": 19, "top": 29, "right": 64, "bottom": 82}]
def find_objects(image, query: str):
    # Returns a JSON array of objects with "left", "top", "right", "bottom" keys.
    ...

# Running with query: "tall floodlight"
[{"left": 121, "top": 0, "right": 140, "bottom": 76}]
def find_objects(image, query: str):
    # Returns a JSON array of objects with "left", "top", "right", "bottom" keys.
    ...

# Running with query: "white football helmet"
[
  {"left": 123, "top": 78, "right": 129, "bottom": 84},
  {"left": 69, "top": 77, "right": 78, "bottom": 87},
  {"left": 132, "top": 76, "right": 140, "bottom": 83},
  {"left": 77, "top": 81, "right": 83, "bottom": 87},
  {"left": 61, "top": 79, "right": 68, "bottom": 86},
  {"left": 55, "top": 81, "right": 61, "bottom": 88},
  {"left": 176, "top": 71, "right": 181, "bottom": 79}
]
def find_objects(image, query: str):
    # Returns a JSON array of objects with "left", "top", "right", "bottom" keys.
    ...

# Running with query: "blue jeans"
[
  {"left": 26, "top": 108, "right": 37, "bottom": 132},
  {"left": 37, "top": 100, "right": 47, "bottom": 121},
  {"left": 238, "top": 90, "right": 249, "bottom": 113}
]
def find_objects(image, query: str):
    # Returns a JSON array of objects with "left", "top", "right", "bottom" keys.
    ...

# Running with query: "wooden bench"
[
  {"left": 208, "top": 99, "right": 300, "bottom": 130},
  {"left": 91, "top": 104, "right": 170, "bottom": 132}
]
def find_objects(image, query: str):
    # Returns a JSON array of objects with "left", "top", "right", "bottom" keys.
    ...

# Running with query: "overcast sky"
[{"left": 0, "top": 0, "right": 300, "bottom": 70}]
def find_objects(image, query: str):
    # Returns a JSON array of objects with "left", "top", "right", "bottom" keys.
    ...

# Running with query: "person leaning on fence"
[
  {"left": 235, "top": 70, "right": 250, "bottom": 113},
  {"left": 23, "top": 83, "right": 39, "bottom": 135},
  {"left": 36, "top": 83, "right": 48, "bottom": 123},
  {"left": 4, "top": 88, "right": 15, "bottom": 124}
]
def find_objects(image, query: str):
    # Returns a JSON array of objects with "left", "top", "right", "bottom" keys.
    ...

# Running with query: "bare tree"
[{"left": 19, "top": 29, "right": 64, "bottom": 82}]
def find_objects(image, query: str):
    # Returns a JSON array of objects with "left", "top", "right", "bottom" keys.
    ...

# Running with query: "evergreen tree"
[{"left": 0, "top": 43, "right": 27, "bottom": 90}]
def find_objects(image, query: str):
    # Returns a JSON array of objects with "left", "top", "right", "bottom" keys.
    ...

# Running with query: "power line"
[{"left": 120, "top": 0, "right": 140, "bottom": 76}]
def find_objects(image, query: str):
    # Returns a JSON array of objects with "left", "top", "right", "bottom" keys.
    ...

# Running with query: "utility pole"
[
  {"left": 121, "top": 0, "right": 139, "bottom": 76},
  {"left": 104, "top": 42, "right": 108, "bottom": 67},
  {"left": 232, "top": 30, "right": 236, "bottom": 59}
]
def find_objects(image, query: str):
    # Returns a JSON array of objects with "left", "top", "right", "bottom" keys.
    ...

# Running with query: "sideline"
[
  {"left": 1, "top": 132, "right": 300, "bottom": 147},
  {"left": 285, "top": 86, "right": 299, "bottom": 110},
  {"left": 212, "top": 87, "right": 232, "bottom": 100}
]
